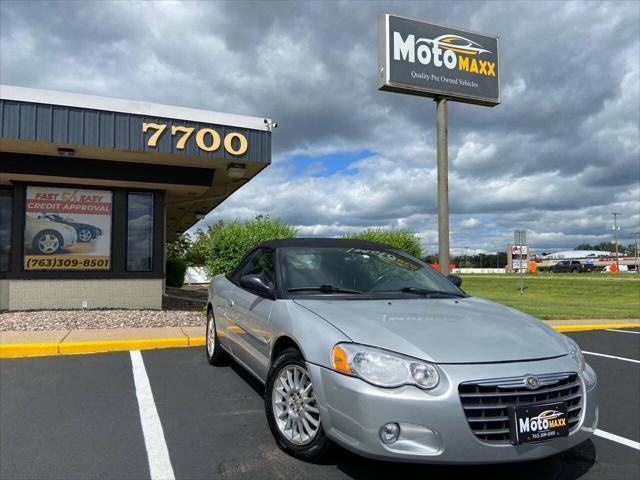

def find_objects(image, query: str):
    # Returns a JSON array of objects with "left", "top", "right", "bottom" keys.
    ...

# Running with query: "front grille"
[{"left": 459, "top": 372, "right": 582, "bottom": 444}]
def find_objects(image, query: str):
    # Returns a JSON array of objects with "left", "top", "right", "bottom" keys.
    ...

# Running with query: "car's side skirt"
[{"left": 220, "top": 344, "right": 267, "bottom": 385}]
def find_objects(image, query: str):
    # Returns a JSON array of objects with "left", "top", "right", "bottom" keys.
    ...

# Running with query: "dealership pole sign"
[
  {"left": 379, "top": 14, "right": 500, "bottom": 106},
  {"left": 378, "top": 14, "right": 500, "bottom": 276}
]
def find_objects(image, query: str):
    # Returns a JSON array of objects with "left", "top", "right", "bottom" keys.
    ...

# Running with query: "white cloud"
[
  {"left": 461, "top": 217, "right": 481, "bottom": 229},
  {"left": 2, "top": 0, "right": 638, "bottom": 253}
]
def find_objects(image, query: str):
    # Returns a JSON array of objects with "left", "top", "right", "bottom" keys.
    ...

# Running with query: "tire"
[
  {"left": 77, "top": 228, "right": 93, "bottom": 242},
  {"left": 33, "top": 230, "right": 63, "bottom": 255},
  {"left": 265, "top": 348, "right": 331, "bottom": 462},
  {"left": 205, "top": 308, "right": 226, "bottom": 365}
]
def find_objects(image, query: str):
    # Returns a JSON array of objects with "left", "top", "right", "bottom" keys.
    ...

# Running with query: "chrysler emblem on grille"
[{"left": 525, "top": 376, "right": 540, "bottom": 389}]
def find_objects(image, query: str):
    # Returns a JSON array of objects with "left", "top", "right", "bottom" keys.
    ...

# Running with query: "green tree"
[
  {"left": 185, "top": 229, "right": 209, "bottom": 266},
  {"left": 167, "top": 233, "right": 191, "bottom": 260},
  {"left": 205, "top": 216, "right": 297, "bottom": 277},
  {"left": 341, "top": 228, "right": 422, "bottom": 258}
]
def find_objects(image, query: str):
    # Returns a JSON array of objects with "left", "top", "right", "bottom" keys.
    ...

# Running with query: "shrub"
[
  {"left": 205, "top": 216, "right": 297, "bottom": 277},
  {"left": 166, "top": 256, "right": 188, "bottom": 288},
  {"left": 341, "top": 228, "right": 422, "bottom": 258}
]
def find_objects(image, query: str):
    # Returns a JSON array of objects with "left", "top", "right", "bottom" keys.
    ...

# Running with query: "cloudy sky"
[{"left": 1, "top": 0, "right": 638, "bottom": 254}]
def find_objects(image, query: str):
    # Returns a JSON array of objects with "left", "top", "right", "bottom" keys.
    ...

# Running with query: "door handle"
[{"left": 228, "top": 299, "right": 235, "bottom": 307}]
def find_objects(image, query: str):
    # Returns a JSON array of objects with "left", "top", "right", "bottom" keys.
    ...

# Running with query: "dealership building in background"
[{"left": 0, "top": 85, "right": 272, "bottom": 310}]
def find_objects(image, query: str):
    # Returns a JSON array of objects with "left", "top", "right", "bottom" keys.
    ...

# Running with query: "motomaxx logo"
[{"left": 393, "top": 32, "right": 496, "bottom": 77}]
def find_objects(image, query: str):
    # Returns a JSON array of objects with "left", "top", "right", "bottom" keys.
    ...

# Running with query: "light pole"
[{"left": 611, "top": 213, "right": 620, "bottom": 272}]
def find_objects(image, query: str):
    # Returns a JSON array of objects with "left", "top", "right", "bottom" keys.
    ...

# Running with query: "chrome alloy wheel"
[
  {"left": 272, "top": 365, "right": 321, "bottom": 445},
  {"left": 206, "top": 314, "right": 216, "bottom": 357},
  {"left": 38, "top": 234, "right": 60, "bottom": 253}
]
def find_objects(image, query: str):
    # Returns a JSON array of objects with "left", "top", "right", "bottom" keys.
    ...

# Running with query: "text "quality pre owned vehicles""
[{"left": 206, "top": 238, "right": 598, "bottom": 463}]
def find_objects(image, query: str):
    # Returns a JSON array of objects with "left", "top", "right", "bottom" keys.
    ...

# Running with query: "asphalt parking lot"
[{"left": 1, "top": 328, "right": 638, "bottom": 480}]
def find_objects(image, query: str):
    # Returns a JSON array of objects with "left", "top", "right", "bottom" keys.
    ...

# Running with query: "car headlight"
[
  {"left": 331, "top": 343, "right": 439, "bottom": 389},
  {"left": 567, "top": 337, "right": 585, "bottom": 371}
]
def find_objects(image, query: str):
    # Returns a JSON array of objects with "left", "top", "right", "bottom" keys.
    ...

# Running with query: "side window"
[
  {"left": 231, "top": 249, "right": 275, "bottom": 285},
  {"left": 241, "top": 249, "right": 275, "bottom": 285},
  {"left": 230, "top": 251, "right": 258, "bottom": 284}
]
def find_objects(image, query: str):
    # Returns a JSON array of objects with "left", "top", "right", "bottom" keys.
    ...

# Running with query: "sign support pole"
[{"left": 436, "top": 97, "right": 450, "bottom": 276}]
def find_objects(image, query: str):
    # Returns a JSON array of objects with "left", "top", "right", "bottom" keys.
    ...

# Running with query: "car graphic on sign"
[
  {"left": 40, "top": 213, "right": 102, "bottom": 243},
  {"left": 24, "top": 216, "right": 77, "bottom": 255}
]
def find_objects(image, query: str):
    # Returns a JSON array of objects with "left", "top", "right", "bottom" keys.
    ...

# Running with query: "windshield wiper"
[
  {"left": 287, "top": 285, "right": 363, "bottom": 294},
  {"left": 398, "top": 287, "right": 465, "bottom": 297}
]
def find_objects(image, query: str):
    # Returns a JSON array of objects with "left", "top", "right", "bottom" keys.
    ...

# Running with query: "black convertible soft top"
[{"left": 258, "top": 237, "right": 399, "bottom": 251}]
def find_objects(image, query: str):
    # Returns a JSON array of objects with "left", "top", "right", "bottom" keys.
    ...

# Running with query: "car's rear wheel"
[
  {"left": 265, "top": 348, "right": 330, "bottom": 461},
  {"left": 33, "top": 230, "right": 63, "bottom": 254},
  {"left": 78, "top": 228, "right": 93, "bottom": 242},
  {"left": 205, "top": 308, "right": 225, "bottom": 365}
]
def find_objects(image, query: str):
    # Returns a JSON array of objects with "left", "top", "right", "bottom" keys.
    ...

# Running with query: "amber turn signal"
[{"left": 332, "top": 345, "right": 352, "bottom": 374}]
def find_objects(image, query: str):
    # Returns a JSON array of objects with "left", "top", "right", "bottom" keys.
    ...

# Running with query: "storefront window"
[
  {"left": 0, "top": 190, "right": 12, "bottom": 272},
  {"left": 23, "top": 186, "right": 112, "bottom": 271},
  {"left": 127, "top": 192, "right": 154, "bottom": 271}
]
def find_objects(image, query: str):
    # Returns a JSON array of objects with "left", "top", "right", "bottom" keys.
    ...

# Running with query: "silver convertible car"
[{"left": 206, "top": 238, "right": 598, "bottom": 464}]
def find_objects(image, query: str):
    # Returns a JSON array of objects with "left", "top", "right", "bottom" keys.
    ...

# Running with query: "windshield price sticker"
[{"left": 510, "top": 402, "right": 569, "bottom": 445}]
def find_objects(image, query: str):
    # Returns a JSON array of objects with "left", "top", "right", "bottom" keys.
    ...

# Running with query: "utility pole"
[
  {"left": 436, "top": 98, "right": 450, "bottom": 276},
  {"left": 514, "top": 230, "right": 526, "bottom": 295},
  {"left": 632, "top": 232, "right": 639, "bottom": 278},
  {"left": 611, "top": 213, "right": 620, "bottom": 272},
  {"left": 464, "top": 246, "right": 469, "bottom": 269}
]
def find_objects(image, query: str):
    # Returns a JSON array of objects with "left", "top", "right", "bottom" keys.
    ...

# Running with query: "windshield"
[{"left": 282, "top": 246, "right": 464, "bottom": 298}]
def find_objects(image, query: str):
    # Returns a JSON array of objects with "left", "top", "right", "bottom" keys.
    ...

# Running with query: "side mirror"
[
  {"left": 447, "top": 274, "right": 462, "bottom": 288},
  {"left": 239, "top": 274, "right": 274, "bottom": 297}
]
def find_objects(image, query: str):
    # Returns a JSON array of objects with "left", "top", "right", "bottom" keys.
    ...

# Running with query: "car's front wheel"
[
  {"left": 265, "top": 348, "right": 330, "bottom": 461},
  {"left": 205, "top": 308, "right": 226, "bottom": 365},
  {"left": 33, "top": 230, "right": 63, "bottom": 254}
]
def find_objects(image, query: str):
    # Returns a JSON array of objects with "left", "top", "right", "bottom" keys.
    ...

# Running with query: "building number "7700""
[{"left": 142, "top": 122, "right": 249, "bottom": 156}]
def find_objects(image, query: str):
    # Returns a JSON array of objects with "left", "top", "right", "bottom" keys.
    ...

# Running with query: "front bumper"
[{"left": 307, "top": 356, "right": 598, "bottom": 464}]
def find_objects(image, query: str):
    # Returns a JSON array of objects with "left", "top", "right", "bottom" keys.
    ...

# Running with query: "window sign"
[
  {"left": 127, "top": 192, "right": 154, "bottom": 271},
  {"left": 24, "top": 186, "right": 112, "bottom": 271}
]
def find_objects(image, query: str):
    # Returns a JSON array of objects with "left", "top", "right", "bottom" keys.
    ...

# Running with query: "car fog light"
[{"left": 380, "top": 423, "right": 400, "bottom": 444}]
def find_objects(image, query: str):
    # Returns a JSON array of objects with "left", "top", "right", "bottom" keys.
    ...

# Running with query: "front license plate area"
[{"left": 510, "top": 402, "right": 569, "bottom": 445}]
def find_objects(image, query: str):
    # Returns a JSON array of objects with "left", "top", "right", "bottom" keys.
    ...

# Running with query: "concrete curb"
[{"left": 1, "top": 323, "right": 638, "bottom": 358}]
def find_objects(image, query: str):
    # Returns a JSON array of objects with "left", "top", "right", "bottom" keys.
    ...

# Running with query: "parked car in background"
[
  {"left": 24, "top": 216, "right": 77, "bottom": 254},
  {"left": 549, "top": 260, "right": 595, "bottom": 273},
  {"left": 205, "top": 238, "right": 598, "bottom": 464},
  {"left": 40, "top": 214, "right": 102, "bottom": 242}
]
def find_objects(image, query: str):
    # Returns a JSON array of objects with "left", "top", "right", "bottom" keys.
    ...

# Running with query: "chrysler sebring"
[{"left": 206, "top": 238, "right": 597, "bottom": 463}]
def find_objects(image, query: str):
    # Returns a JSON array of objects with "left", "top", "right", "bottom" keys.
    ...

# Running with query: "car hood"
[{"left": 293, "top": 297, "right": 569, "bottom": 364}]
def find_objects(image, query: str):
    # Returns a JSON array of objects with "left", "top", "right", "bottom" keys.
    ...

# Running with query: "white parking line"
[
  {"left": 583, "top": 351, "right": 640, "bottom": 364},
  {"left": 606, "top": 328, "right": 640, "bottom": 335},
  {"left": 595, "top": 429, "right": 640, "bottom": 450},
  {"left": 130, "top": 350, "right": 176, "bottom": 480}
]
